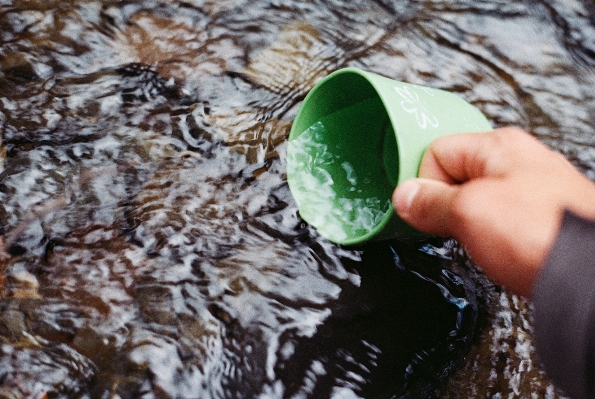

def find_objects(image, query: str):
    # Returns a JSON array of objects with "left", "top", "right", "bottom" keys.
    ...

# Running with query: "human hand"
[{"left": 393, "top": 127, "right": 595, "bottom": 297}]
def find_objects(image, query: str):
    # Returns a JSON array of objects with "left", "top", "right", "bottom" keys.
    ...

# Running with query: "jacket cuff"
[{"left": 533, "top": 211, "right": 595, "bottom": 399}]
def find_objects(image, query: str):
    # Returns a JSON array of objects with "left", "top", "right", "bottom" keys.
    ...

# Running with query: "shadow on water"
[
  {"left": 276, "top": 239, "right": 488, "bottom": 399},
  {"left": 1, "top": 0, "right": 594, "bottom": 398}
]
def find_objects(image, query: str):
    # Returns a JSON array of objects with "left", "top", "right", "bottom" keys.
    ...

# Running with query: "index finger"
[{"left": 417, "top": 128, "right": 531, "bottom": 183}]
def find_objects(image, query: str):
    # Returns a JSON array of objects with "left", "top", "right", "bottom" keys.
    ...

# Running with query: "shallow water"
[{"left": 1, "top": 1, "right": 595, "bottom": 398}]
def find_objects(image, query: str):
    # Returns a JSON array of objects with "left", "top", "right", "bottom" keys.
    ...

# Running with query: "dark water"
[{"left": 1, "top": 1, "right": 595, "bottom": 398}]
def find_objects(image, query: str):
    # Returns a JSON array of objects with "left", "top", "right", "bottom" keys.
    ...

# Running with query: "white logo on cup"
[{"left": 395, "top": 85, "right": 439, "bottom": 129}]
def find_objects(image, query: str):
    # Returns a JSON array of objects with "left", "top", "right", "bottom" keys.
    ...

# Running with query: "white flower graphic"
[
  {"left": 463, "top": 117, "right": 482, "bottom": 131},
  {"left": 394, "top": 85, "right": 439, "bottom": 129},
  {"left": 413, "top": 84, "right": 436, "bottom": 96}
]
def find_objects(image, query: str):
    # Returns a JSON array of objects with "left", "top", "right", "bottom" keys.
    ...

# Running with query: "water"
[
  {"left": 2, "top": 1, "right": 595, "bottom": 398},
  {"left": 286, "top": 98, "right": 394, "bottom": 243}
]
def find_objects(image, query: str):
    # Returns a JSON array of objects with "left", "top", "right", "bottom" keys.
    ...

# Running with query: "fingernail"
[{"left": 394, "top": 180, "right": 420, "bottom": 216}]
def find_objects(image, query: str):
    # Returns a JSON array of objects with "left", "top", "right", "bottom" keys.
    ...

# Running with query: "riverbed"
[{"left": 2, "top": 1, "right": 594, "bottom": 398}]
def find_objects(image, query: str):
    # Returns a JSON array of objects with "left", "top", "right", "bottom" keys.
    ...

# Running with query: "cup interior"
[{"left": 287, "top": 71, "right": 399, "bottom": 245}]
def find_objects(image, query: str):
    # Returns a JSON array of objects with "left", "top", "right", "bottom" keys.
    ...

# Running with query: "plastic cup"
[{"left": 286, "top": 67, "right": 491, "bottom": 245}]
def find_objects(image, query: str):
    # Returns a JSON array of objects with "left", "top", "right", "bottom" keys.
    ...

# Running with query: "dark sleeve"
[{"left": 533, "top": 211, "right": 595, "bottom": 399}]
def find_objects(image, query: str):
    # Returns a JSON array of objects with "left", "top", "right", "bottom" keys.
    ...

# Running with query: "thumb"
[{"left": 393, "top": 178, "right": 459, "bottom": 237}]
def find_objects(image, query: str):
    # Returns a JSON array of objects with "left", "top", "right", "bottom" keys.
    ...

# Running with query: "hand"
[{"left": 393, "top": 127, "right": 595, "bottom": 297}]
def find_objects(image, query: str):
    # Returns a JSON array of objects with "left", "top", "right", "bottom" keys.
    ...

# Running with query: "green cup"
[{"left": 286, "top": 67, "right": 491, "bottom": 245}]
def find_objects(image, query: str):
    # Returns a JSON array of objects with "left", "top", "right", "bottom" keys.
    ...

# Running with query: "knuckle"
[
  {"left": 491, "top": 126, "right": 534, "bottom": 147},
  {"left": 499, "top": 126, "right": 528, "bottom": 136},
  {"left": 483, "top": 127, "right": 539, "bottom": 173}
]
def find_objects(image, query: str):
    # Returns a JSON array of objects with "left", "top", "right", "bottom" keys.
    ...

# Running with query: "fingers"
[
  {"left": 418, "top": 127, "right": 537, "bottom": 183},
  {"left": 393, "top": 126, "right": 595, "bottom": 298},
  {"left": 417, "top": 132, "right": 492, "bottom": 183},
  {"left": 399, "top": 127, "right": 549, "bottom": 237},
  {"left": 416, "top": 147, "right": 460, "bottom": 184},
  {"left": 393, "top": 178, "right": 459, "bottom": 237}
]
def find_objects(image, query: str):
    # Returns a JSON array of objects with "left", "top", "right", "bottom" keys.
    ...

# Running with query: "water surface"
[{"left": 2, "top": 1, "right": 595, "bottom": 398}]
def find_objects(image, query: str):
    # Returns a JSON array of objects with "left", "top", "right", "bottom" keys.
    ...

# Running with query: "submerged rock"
[{"left": 1, "top": 0, "right": 594, "bottom": 398}]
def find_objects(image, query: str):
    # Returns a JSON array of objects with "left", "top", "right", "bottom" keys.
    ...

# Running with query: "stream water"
[{"left": 2, "top": 1, "right": 595, "bottom": 398}]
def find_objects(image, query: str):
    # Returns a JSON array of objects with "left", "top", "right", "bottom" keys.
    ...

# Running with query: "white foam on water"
[
  {"left": 341, "top": 161, "right": 358, "bottom": 187},
  {"left": 287, "top": 121, "right": 389, "bottom": 243}
]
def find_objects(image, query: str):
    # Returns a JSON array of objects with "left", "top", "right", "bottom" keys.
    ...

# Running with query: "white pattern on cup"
[{"left": 394, "top": 85, "right": 439, "bottom": 129}]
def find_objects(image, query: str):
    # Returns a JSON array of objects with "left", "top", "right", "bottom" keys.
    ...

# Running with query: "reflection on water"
[{"left": 1, "top": 0, "right": 594, "bottom": 398}]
